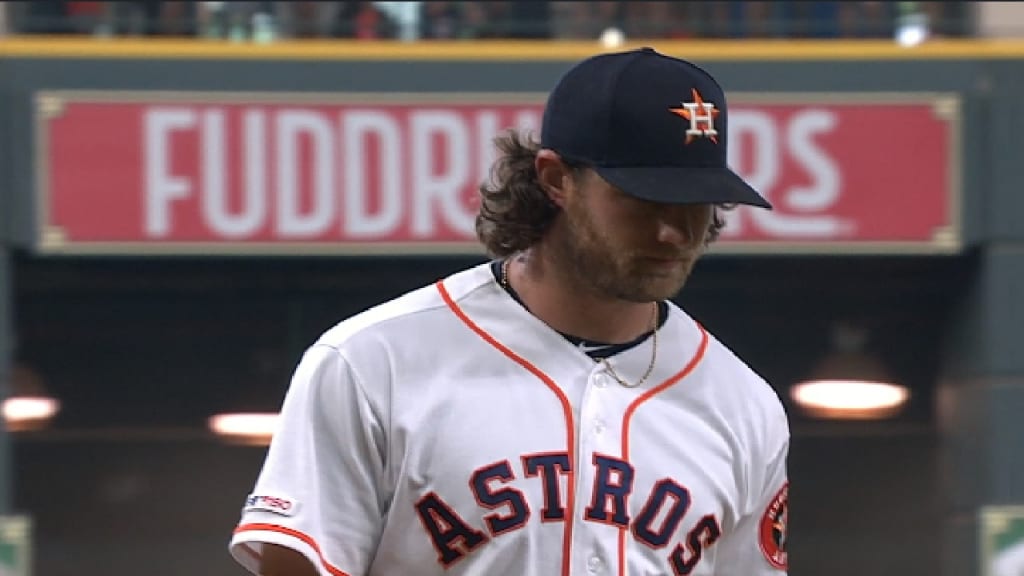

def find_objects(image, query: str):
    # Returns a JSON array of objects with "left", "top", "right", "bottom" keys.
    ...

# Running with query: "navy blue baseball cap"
[{"left": 541, "top": 47, "right": 771, "bottom": 209}]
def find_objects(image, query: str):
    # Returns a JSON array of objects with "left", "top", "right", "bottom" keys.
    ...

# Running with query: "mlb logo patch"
[{"left": 244, "top": 493, "right": 299, "bottom": 517}]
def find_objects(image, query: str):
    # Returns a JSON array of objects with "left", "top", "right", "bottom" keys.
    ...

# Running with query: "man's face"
[{"left": 548, "top": 168, "right": 714, "bottom": 303}]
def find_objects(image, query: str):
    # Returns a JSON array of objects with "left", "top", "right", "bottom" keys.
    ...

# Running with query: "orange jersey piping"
[
  {"left": 436, "top": 280, "right": 577, "bottom": 576},
  {"left": 234, "top": 523, "right": 352, "bottom": 576},
  {"left": 617, "top": 323, "right": 710, "bottom": 576}
]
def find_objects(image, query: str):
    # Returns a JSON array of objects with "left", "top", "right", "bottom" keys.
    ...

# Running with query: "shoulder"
[
  {"left": 283, "top": 262, "right": 498, "bottom": 402},
  {"left": 672, "top": 307, "right": 789, "bottom": 442},
  {"left": 692, "top": 322, "right": 792, "bottom": 501},
  {"left": 301, "top": 262, "right": 502, "bottom": 386},
  {"left": 706, "top": 333, "right": 786, "bottom": 419},
  {"left": 315, "top": 261, "right": 497, "bottom": 351}
]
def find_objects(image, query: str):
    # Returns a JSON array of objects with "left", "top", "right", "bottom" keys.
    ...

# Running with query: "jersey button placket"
[
  {"left": 584, "top": 370, "right": 614, "bottom": 441},
  {"left": 575, "top": 368, "right": 617, "bottom": 576}
]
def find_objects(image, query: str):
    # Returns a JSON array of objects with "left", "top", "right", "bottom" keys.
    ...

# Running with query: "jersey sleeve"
[
  {"left": 714, "top": 405, "right": 790, "bottom": 575},
  {"left": 229, "top": 343, "right": 387, "bottom": 576}
]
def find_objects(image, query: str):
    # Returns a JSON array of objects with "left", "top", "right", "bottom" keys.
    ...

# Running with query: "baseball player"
[{"left": 229, "top": 47, "right": 790, "bottom": 576}]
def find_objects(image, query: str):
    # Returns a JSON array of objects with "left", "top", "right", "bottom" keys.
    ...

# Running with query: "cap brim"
[{"left": 593, "top": 165, "right": 772, "bottom": 209}]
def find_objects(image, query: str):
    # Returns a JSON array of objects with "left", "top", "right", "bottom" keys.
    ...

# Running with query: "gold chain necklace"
[
  {"left": 601, "top": 304, "right": 658, "bottom": 388},
  {"left": 500, "top": 258, "right": 660, "bottom": 388}
]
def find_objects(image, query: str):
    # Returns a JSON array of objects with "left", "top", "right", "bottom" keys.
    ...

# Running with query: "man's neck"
[{"left": 505, "top": 250, "right": 658, "bottom": 345}]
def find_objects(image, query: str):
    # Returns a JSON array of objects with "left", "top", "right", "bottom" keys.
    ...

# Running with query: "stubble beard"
[{"left": 552, "top": 208, "right": 694, "bottom": 304}]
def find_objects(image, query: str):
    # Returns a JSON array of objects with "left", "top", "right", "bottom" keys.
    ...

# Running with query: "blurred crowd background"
[{"left": 1, "top": 1, "right": 974, "bottom": 42}]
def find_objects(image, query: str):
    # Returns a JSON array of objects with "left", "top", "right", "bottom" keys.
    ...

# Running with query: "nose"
[
  {"left": 655, "top": 214, "right": 702, "bottom": 247},
  {"left": 655, "top": 204, "right": 712, "bottom": 247},
  {"left": 655, "top": 218, "right": 689, "bottom": 246}
]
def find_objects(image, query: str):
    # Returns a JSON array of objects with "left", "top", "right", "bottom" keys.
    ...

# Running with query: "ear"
[{"left": 535, "top": 149, "right": 575, "bottom": 208}]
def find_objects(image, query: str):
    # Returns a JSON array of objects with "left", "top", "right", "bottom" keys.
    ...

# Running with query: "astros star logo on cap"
[{"left": 670, "top": 88, "right": 720, "bottom": 145}]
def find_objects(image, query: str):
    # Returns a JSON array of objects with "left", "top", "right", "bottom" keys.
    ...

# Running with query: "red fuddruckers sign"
[{"left": 34, "top": 91, "right": 961, "bottom": 255}]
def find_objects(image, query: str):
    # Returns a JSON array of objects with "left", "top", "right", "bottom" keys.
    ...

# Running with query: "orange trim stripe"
[
  {"left": 234, "top": 523, "right": 352, "bottom": 576},
  {"left": 616, "top": 323, "right": 710, "bottom": 576},
  {"left": 436, "top": 280, "right": 576, "bottom": 576}
]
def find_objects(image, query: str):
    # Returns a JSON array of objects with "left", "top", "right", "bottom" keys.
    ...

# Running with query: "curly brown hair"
[{"left": 474, "top": 129, "right": 732, "bottom": 258}]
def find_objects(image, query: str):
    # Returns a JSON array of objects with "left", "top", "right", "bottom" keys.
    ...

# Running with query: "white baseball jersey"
[
  {"left": 994, "top": 539, "right": 1024, "bottom": 576},
  {"left": 230, "top": 261, "right": 790, "bottom": 576}
]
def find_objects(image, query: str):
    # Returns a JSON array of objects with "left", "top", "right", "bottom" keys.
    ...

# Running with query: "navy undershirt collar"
[{"left": 490, "top": 259, "right": 668, "bottom": 360}]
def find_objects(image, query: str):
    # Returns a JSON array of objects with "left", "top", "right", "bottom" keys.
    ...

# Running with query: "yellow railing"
[{"left": 3, "top": 36, "right": 1024, "bottom": 61}]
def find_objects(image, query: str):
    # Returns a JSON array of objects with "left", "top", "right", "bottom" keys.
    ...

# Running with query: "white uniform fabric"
[
  {"left": 229, "top": 262, "right": 790, "bottom": 576},
  {"left": 994, "top": 539, "right": 1024, "bottom": 576}
]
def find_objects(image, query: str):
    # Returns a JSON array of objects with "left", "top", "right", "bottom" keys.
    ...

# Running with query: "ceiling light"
[
  {"left": 3, "top": 364, "right": 61, "bottom": 432},
  {"left": 208, "top": 412, "right": 279, "bottom": 446},
  {"left": 791, "top": 380, "right": 910, "bottom": 419},
  {"left": 791, "top": 323, "right": 909, "bottom": 420},
  {"left": 3, "top": 396, "right": 61, "bottom": 432}
]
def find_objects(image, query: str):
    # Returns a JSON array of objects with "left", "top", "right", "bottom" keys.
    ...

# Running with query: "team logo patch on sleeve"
[
  {"left": 758, "top": 482, "right": 788, "bottom": 570},
  {"left": 244, "top": 493, "right": 299, "bottom": 517}
]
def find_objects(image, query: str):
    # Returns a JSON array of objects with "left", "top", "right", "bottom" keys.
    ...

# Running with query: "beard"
[{"left": 548, "top": 202, "right": 698, "bottom": 303}]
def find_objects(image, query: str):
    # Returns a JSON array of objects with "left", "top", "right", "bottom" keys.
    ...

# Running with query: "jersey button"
[
  {"left": 593, "top": 373, "right": 609, "bottom": 388},
  {"left": 587, "top": 556, "right": 604, "bottom": 573},
  {"left": 593, "top": 419, "right": 606, "bottom": 434}
]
